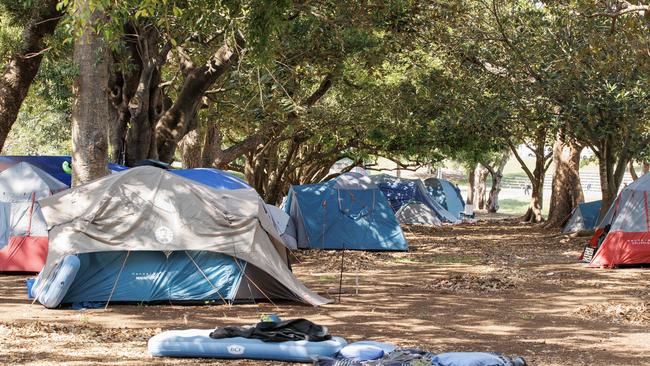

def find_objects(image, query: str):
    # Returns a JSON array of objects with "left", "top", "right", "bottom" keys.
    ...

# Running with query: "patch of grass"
[
  {"left": 498, "top": 198, "right": 530, "bottom": 215},
  {"left": 498, "top": 198, "right": 550, "bottom": 216}
]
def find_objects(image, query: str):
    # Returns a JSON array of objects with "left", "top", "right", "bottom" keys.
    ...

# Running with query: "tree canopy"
[{"left": 1, "top": 0, "right": 648, "bottom": 214}]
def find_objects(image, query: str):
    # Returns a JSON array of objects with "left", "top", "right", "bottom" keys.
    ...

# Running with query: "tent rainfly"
[
  {"left": 32, "top": 167, "right": 328, "bottom": 307},
  {"left": 395, "top": 201, "right": 442, "bottom": 226}
]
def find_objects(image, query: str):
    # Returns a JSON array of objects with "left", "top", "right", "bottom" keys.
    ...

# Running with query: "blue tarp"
[
  {"left": 424, "top": 178, "right": 465, "bottom": 219},
  {"left": 0, "top": 157, "right": 249, "bottom": 191},
  {"left": 285, "top": 173, "right": 408, "bottom": 251},
  {"left": 171, "top": 168, "right": 250, "bottom": 190},
  {"left": 0, "top": 156, "right": 127, "bottom": 187},
  {"left": 62, "top": 251, "right": 244, "bottom": 303},
  {"left": 370, "top": 175, "right": 459, "bottom": 223}
]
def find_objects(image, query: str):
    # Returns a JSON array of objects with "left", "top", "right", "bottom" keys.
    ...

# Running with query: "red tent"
[
  {"left": 587, "top": 174, "right": 650, "bottom": 267},
  {"left": 0, "top": 162, "right": 67, "bottom": 272}
]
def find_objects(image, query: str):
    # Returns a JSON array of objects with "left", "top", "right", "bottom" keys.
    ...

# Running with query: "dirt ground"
[{"left": 1, "top": 217, "right": 650, "bottom": 365}]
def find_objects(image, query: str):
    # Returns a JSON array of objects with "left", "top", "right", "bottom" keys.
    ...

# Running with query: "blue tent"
[
  {"left": 424, "top": 178, "right": 465, "bottom": 220},
  {"left": 0, "top": 156, "right": 127, "bottom": 187},
  {"left": 285, "top": 173, "right": 407, "bottom": 251},
  {"left": 62, "top": 251, "right": 244, "bottom": 303},
  {"left": 33, "top": 167, "right": 327, "bottom": 308},
  {"left": 369, "top": 174, "right": 459, "bottom": 223},
  {"left": 562, "top": 200, "right": 602, "bottom": 233}
]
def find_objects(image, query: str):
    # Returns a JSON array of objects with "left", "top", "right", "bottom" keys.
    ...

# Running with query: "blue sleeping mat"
[
  {"left": 148, "top": 329, "right": 347, "bottom": 362},
  {"left": 35, "top": 255, "right": 81, "bottom": 309}
]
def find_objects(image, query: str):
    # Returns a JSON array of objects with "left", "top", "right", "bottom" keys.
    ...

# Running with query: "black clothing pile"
[{"left": 209, "top": 318, "right": 331, "bottom": 343}]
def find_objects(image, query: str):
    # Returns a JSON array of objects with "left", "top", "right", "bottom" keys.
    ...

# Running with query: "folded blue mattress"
[{"left": 148, "top": 329, "right": 347, "bottom": 362}]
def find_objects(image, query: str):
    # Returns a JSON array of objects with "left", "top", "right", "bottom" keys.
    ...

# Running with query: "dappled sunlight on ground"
[{"left": 1, "top": 217, "right": 649, "bottom": 365}]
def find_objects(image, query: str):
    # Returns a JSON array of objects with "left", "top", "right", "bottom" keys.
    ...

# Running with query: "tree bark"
[
  {"left": 475, "top": 164, "right": 488, "bottom": 210},
  {"left": 485, "top": 150, "right": 510, "bottom": 213},
  {"left": 544, "top": 136, "right": 584, "bottom": 228},
  {"left": 71, "top": 1, "right": 110, "bottom": 186},
  {"left": 0, "top": 0, "right": 62, "bottom": 152},
  {"left": 179, "top": 121, "right": 201, "bottom": 168},
  {"left": 466, "top": 166, "right": 476, "bottom": 205}
]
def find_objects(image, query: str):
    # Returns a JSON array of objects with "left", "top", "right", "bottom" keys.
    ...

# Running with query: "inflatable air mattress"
[
  {"left": 148, "top": 329, "right": 347, "bottom": 362},
  {"left": 35, "top": 254, "right": 80, "bottom": 308}
]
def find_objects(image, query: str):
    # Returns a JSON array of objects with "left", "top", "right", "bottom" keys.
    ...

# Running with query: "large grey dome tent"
[
  {"left": 586, "top": 173, "right": 650, "bottom": 268},
  {"left": 33, "top": 167, "right": 328, "bottom": 307}
]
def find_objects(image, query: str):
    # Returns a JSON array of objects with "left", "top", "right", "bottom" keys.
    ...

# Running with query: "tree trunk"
[
  {"left": 629, "top": 161, "right": 650, "bottom": 181},
  {"left": 71, "top": 1, "right": 110, "bottom": 186},
  {"left": 466, "top": 166, "right": 476, "bottom": 205},
  {"left": 0, "top": 0, "right": 62, "bottom": 152},
  {"left": 544, "top": 137, "right": 584, "bottom": 228},
  {"left": 179, "top": 125, "right": 201, "bottom": 168},
  {"left": 485, "top": 150, "right": 510, "bottom": 213},
  {"left": 475, "top": 164, "right": 488, "bottom": 210},
  {"left": 155, "top": 33, "right": 245, "bottom": 163},
  {"left": 629, "top": 161, "right": 639, "bottom": 181},
  {"left": 108, "top": 22, "right": 171, "bottom": 166},
  {"left": 508, "top": 126, "right": 551, "bottom": 223},
  {"left": 521, "top": 181, "right": 544, "bottom": 223},
  {"left": 595, "top": 134, "right": 630, "bottom": 219}
]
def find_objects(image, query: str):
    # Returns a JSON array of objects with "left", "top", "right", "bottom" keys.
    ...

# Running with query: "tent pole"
[{"left": 338, "top": 248, "right": 345, "bottom": 303}]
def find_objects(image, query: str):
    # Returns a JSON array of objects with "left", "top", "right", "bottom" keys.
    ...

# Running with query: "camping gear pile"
[
  {"left": 148, "top": 318, "right": 347, "bottom": 362},
  {"left": 148, "top": 316, "right": 526, "bottom": 365}
]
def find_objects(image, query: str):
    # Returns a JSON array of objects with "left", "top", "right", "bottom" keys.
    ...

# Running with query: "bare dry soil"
[{"left": 1, "top": 218, "right": 649, "bottom": 365}]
